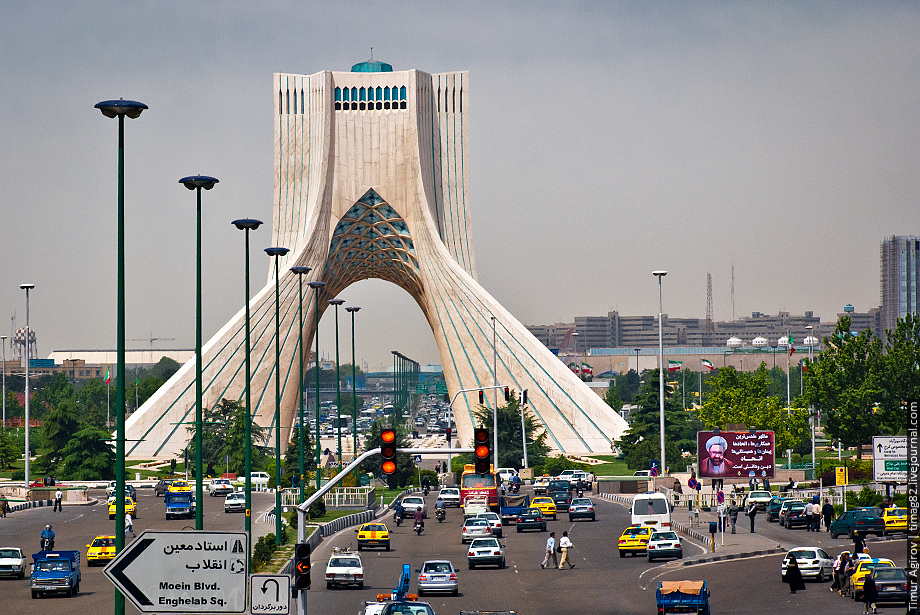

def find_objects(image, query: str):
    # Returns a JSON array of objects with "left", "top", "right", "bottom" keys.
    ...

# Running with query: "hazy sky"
[{"left": 1, "top": 2, "right": 917, "bottom": 373}]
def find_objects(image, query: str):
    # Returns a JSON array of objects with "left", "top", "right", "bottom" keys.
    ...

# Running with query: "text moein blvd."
[{"left": 103, "top": 530, "right": 248, "bottom": 613}]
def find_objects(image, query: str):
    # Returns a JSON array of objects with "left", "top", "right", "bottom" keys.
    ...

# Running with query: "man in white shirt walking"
[
  {"left": 541, "top": 532, "right": 558, "bottom": 569},
  {"left": 558, "top": 531, "right": 574, "bottom": 569}
]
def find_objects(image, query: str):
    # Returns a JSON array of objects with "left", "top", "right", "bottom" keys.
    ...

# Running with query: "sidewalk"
[{"left": 674, "top": 505, "right": 785, "bottom": 566}]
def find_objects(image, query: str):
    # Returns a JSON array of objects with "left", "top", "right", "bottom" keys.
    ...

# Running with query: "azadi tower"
[{"left": 125, "top": 60, "right": 628, "bottom": 459}]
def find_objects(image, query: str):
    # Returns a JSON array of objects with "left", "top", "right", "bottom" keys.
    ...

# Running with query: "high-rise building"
[{"left": 880, "top": 235, "right": 920, "bottom": 336}]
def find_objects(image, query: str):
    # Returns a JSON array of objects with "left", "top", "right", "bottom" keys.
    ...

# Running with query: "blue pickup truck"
[
  {"left": 499, "top": 494, "right": 531, "bottom": 521},
  {"left": 165, "top": 492, "right": 196, "bottom": 519},
  {"left": 31, "top": 550, "right": 81, "bottom": 598}
]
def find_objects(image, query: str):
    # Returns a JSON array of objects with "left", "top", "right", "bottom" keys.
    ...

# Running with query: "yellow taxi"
[
  {"left": 530, "top": 497, "right": 557, "bottom": 520},
  {"left": 849, "top": 558, "right": 895, "bottom": 599},
  {"left": 86, "top": 535, "right": 117, "bottom": 566},
  {"left": 355, "top": 522, "right": 390, "bottom": 551},
  {"left": 108, "top": 497, "right": 137, "bottom": 520},
  {"left": 882, "top": 507, "right": 908, "bottom": 534},
  {"left": 168, "top": 480, "right": 191, "bottom": 493},
  {"left": 618, "top": 525, "right": 652, "bottom": 557}
]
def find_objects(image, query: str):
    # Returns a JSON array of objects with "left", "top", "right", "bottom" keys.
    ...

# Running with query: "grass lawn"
[
  {"left": 583, "top": 455, "right": 632, "bottom": 476},
  {"left": 0, "top": 459, "right": 25, "bottom": 480}
]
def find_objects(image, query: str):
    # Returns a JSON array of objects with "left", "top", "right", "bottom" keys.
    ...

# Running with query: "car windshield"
[
  {"left": 789, "top": 549, "right": 817, "bottom": 559},
  {"left": 854, "top": 510, "right": 878, "bottom": 518},
  {"left": 623, "top": 527, "right": 650, "bottom": 537},
  {"left": 440, "top": 489, "right": 459, "bottom": 495},
  {"left": 634, "top": 498, "right": 668, "bottom": 514},
  {"left": 37, "top": 561, "right": 70, "bottom": 572},
  {"left": 0, "top": 549, "right": 21, "bottom": 558},
  {"left": 873, "top": 569, "right": 906, "bottom": 580},
  {"left": 92, "top": 538, "right": 116, "bottom": 547},
  {"left": 652, "top": 532, "right": 678, "bottom": 541},
  {"left": 382, "top": 603, "right": 435, "bottom": 615},
  {"left": 478, "top": 513, "right": 499, "bottom": 521},
  {"left": 789, "top": 504, "right": 806, "bottom": 511},
  {"left": 462, "top": 474, "right": 496, "bottom": 488},
  {"left": 470, "top": 538, "right": 499, "bottom": 548},
  {"left": 465, "top": 519, "right": 488, "bottom": 527},
  {"left": 403, "top": 498, "right": 423, "bottom": 505},
  {"left": 750, "top": 491, "right": 771, "bottom": 498},
  {"left": 363, "top": 524, "right": 386, "bottom": 532},
  {"left": 860, "top": 562, "right": 893, "bottom": 571},
  {"left": 533, "top": 498, "right": 552, "bottom": 504},
  {"left": 887, "top": 508, "right": 907, "bottom": 517},
  {"left": 422, "top": 562, "right": 453, "bottom": 573},
  {"left": 572, "top": 499, "right": 592, "bottom": 505},
  {"left": 329, "top": 557, "right": 360, "bottom": 568}
]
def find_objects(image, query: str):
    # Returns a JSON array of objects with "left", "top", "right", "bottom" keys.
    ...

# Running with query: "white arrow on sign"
[
  {"left": 103, "top": 530, "right": 248, "bottom": 613},
  {"left": 250, "top": 574, "right": 290, "bottom": 614}
]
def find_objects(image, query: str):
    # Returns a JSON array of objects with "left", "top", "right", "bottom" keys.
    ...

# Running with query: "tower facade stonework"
[{"left": 125, "top": 62, "right": 627, "bottom": 458}]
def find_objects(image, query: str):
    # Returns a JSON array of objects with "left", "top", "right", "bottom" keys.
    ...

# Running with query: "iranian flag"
[
  {"left": 568, "top": 362, "right": 579, "bottom": 373},
  {"left": 104, "top": 368, "right": 112, "bottom": 384},
  {"left": 581, "top": 362, "right": 593, "bottom": 375},
  {"left": 701, "top": 359, "right": 714, "bottom": 371},
  {"left": 668, "top": 360, "right": 682, "bottom": 372},
  {"left": 789, "top": 346, "right": 796, "bottom": 356}
]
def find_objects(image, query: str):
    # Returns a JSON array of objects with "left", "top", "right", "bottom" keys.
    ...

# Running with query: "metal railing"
[{"left": 279, "top": 486, "right": 377, "bottom": 510}]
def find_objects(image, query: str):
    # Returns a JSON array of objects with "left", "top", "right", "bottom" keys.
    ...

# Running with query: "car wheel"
[
  {"left": 357, "top": 544, "right": 362, "bottom": 551},
  {"left": 327, "top": 582, "right": 334, "bottom": 589},
  {"left": 619, "top": 551, "right": 625, "bottom": 558},
  {"left": 357, "top": 583, "right": 364, "bottom": 589},
  {"left": 109, "top": 514, "right": 114, "bottom": 520},
  {"left": 831, "top": 531, "right": 838, "bottom": 539},
  {"left": 452, "top": 589, "right": 459, "bottom": 597},
  {"left": 648, "top": 556, "right": 655, "bottom": 562},
  {"left": 31, "top": 591, "right": 38, "bottom": 599},
  {"left": 516, "top": 527, "right": 522, "bottom": 533},
  {"left": 541, "top": 524, "right": 546, "bottom": 532},
  {"left": 816, "top": 569, "right": 824, "bottom": 583},
  {"left": 468, "top": 563, "right": 474, "bottom": 570},
  {"left": 386, "top": 543, "right": 390, "bottom": 551}
]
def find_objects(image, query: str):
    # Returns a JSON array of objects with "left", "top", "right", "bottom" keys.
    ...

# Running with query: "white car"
[
  {"left": 780, "top": 547, "right": 834, "bottom": 582},
  {"left": 647, "top": 531, "right": 683, "bottom": 561},
  {"left": 0, "top": 547, "right": 26, "bottom": 579},
  {"left": 250, "top": 472, "right": 270, "bottom": 490},
  {"left": 325, "top": 548, "right": 364, "bottom": 589},
  {"left": 209, "top": 478, "right": 234, "bottom": 497},
  {"left": 401, "top": 495, "right": 427, "bottom": 518},
  {"left": 462, "top": 496, "right": 490, "bottom": 518},
  {"left": 461, "top": 518, "right": 492, "bottom": 543},
  {"left": 475, "top": 512, "right": 503, "bottom": 538},
  {"left": 438, "top": 487, "right": 461, "bottom": 508},
  {"left": 497, "top": 468, "right": 517, "bottom": 483},
  {"left": 744, "top": 490, "right": 773, "bottom": 511},
  {"left": 224, "top": 492, "right": 246, "bottom": 513}
]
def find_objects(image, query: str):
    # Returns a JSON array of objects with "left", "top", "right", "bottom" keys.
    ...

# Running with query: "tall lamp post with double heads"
[
  {"left": 328, "top": 299, "right": 345, "bottom": 461},
  {"left": 1, "top": 335, "right": 7, "bottom": 430},
  {"left": 805, "top": 325, "right": 816, "bottom": 471},
  {"left": 94, "top": 99, "right": 146, "bottom": 615},
  {"left": 345, "top": 307, "right": 360, "bottom": 458},
  {"left": 232, "top": 217, "right": 261, "bottom": 570},
  {"left": 180, "top": 174, "right": 219, "bottom": 530},
  {"left": 291, "top": 266, "right": 312, "bottom": 503},
  {"left": 653, "top": 270, "right": 668, "bottom": 477},
  {"left": 308, "top": 281, "right": 326, "bottom": 489},
  {"left": 20, "top": 285, "right": 34, "bottom": 487},
  {"left": 265, "top": 246, "right": 289, "bottom": 545}
]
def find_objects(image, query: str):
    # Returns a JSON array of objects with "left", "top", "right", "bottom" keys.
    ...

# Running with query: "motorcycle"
[
  {"left": 414, "top": 520, "right": 424, "bottom": 535},
  {"left": 509, "top": 482, "right": 520, "bottom": 494},
  {"left": 435, "top": 507, "right": 446, "bottom": 523},
  {"left": 576, "top": 489, "right": 584, "bottom": 498},
  {"left": 393, "top": 510, "right": 404, "bottom": 527},
  {"left": 40, "top": 536, "right": 54, "bottom": 551},
  {"left": 423, "top": 485, "right": 430, "bottom": 496}
]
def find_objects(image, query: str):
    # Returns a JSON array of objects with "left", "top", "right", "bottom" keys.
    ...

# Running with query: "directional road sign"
[
  {"left": 872, "top": 436, "right": 907, "bottom": 483},
  {"left": 250, "top": 574, "right": 290, "bottom": 614},
  {"left": 103, "top": 530, "right": 248, "bottom": 613}
]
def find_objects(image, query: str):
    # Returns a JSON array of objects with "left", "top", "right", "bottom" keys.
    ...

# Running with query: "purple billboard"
[{"left": 697, "top": 430, "right": 775, "bottom": 479}]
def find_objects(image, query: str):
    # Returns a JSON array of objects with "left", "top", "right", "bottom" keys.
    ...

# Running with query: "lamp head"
[
  {"left": 307, "top": 281, "right": 326, "bottom": 289},
  {"left": 290, "top": 266, "right": 312, "bottom": 275},
  {"left": 264, "top": 247, "right": 290, "bottom": 257},
  {"left": 20, "top": 283, "right": 35, "bottom": 290},
  {"left": 328, "top": 299, "right": 345, "bottom": 306},
  {"left": 232, "top": 218, "right": 262, "bottom": 231},
  {"left": 652, "top": 270, "right": 668, "bottom": 277},
  {"left": 345, "top": 306, "right": 361, "bottom": 313},
  {"left": 95, "top": 98, "right": 147, "bottom": 119},
  {"left": 179, "top": 175, "right": 219, "bottom": 190}
]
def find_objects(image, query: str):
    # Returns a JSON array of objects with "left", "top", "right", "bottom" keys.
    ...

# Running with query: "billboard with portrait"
[{"left": 697, "top": 430, "right": 775, "bottom": 479}]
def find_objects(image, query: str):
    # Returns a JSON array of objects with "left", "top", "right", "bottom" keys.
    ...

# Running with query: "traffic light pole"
[{"left": 444, "top": 385, "right": 511, "bottom": 472}]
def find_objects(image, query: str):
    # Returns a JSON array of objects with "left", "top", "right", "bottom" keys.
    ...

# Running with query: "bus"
[
  {"left": 459, "top": 464, "right": 499, "bottom": 512},
  {"left": 631, "top": 491, "right": 672, "bottom": 529}
]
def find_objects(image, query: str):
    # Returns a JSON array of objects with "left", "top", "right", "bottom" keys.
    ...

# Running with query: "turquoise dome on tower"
[{"left": 351, "top": 60, "right": 393, "bottom": 73}]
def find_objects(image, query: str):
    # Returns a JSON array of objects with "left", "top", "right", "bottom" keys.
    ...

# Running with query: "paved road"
[{"left": 0, "top": 486, "right": 276, "bottom": 614}]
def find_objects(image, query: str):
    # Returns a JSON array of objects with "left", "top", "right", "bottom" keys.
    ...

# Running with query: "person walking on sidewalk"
[
  {"left": 557, "top": 531, "right": 574, "bottom": 569},
  {"left": 53, "top": 488, "right": 63, "bottom": 512},
  {"left": 541, "top": 532, "right": 558, "bottom": 569},
  {"left": 783, "top": 554, "right": 806, "bottom": 594},
  {"left": 821, "top": 499, "right": 835, "bottom": 532},
  {"left": 727, "top": 500, "right": 739, "bottom": 533},
  {"left": 746, "top": 500, "right": 758, "bottom": 533},
  {"left": 804, "top": 500, "right": 815, "bottom": 531},
  {"left": 125, "top": 512, "right": 136, "bottom": 538},
  {"left": 830, "top": 551, "right": 849, "bottom": 593}
]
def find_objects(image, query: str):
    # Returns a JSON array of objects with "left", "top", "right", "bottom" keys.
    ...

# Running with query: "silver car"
[
  {"left": 401, "top": 495, "right": 428, "bottom": 518},
  {"left": 416, "top": 560, "right": 458, "bottom": 596},
  {"left": 467, "top": 537, "right": 505, "bottom": 569},
  {"left": 461, "top": 518, "right": 491, "bottom": 544},
  {"left": 438, "top": 487, "right": 461, "bottom": 507},
  {"left": 780, "top": 547, "right": 833, "bottom": 581}
]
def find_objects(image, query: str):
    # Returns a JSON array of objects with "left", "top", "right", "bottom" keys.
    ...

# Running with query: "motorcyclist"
[
  {"left": 40, "top": 524, "right": 55, "bottom": 549},
  {"left": 435, "top": 498, "right": 446, "bottom": 520},
  {"left": 510, "top": 475, "right": 521, "bottom": 493},
  {"left": 393, "top": 501, "right": 405, "bottom": 525},
  {"left": 413, "top": 507, "right": 424, "bottom": 529}
]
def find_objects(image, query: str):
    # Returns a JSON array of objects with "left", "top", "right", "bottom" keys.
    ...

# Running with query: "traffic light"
[
  {"left": 522, "top": 389, "right": 528, "bottom": 405},
  {"left": 380, "top": 429, "right": 397, "bottom": 475},
  {"left": 294, "top": 542, "right": 311, "bottom": 591},
  {"left": 445, "top": 427, "right": 451, "bottom": 443},
  {"left": 478, "top": 390, "right": 484, "bottom": 405},
  {"left": 473, "top": 427, "right": 491, "bottom": 474},
  {"left": 503, "top": 387, "right": 510, "bottom": 401}
]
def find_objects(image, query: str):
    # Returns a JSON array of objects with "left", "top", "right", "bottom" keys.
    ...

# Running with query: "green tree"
[
  {"left": 613, "top": 370, "right": 641, "bottom": 404},
  {"left": 282, "top": 426, "right": 315, "bottom": 488},
  {"left": 878, "top": 313, "right": 920, "bottom": 432},
  {"left": 471, "top": 390, "right": 551, "bottom": 470},
  {"left": 602, "top": 385, "right": 623, "bottom": 414},
  {"left": 803, "top": 317, "right": 883, "bottom": 459},
  {"left": 150, "top": 356, "right": 181, "bottom": 381},
  {"left": 360, "top": 420, "right": 417, "bottom": 487},
  {"left": 35, "top": 397, "right": 81, "bottom": 473},
  {"left": 30, "top": 372, "right": 74, "bottom": 419},
  {"left": 186, "top": 399, "right": 268, "bottom": 475},
  {"left": 75, "top": 378, "right": 109, "bottom": 429},
  {"left": 0, "top": 428, "right": 19, "bottom": 469},
  {"left": 698, "top": 364, "right": 808, "bottom": 453},
  {"left": 57, "top": 424, "right": 115, "bottom": 480},
  {"left": 2, "top": 389, "right": 23, "bottom": 420}
]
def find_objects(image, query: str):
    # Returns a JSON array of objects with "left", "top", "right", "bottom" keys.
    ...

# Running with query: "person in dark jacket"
[
  {"left": 853, "top": 530, "right": 866, "bottom": 555},
  {"left": 783, "top": 554, "right": 806, "bottom": 594},
  {"left": 747, "top": 501, "right": 758, "bottom": 533},
  {"left": 821, "top": 499, "right": 835, "bottom": 532},
  {"left": 862, "top": 574, "right": 878, "bottom": 614}
]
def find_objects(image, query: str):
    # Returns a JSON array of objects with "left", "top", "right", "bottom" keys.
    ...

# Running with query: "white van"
[{"left": 631, "top": 492, "right": 672, "bottom": 529}]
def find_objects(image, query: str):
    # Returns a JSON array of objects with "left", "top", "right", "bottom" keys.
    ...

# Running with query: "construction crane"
[{"left": 129, "top": 333, "right": 176, "bottom": 349}]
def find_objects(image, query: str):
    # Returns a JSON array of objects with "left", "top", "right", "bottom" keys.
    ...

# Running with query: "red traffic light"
[
  {"left": 478, "top": 390, "right": 484, "bottom": 404},
  {"left": 381, "top": 429, "right": 396, "bottom": 444},
  {"left": 503, "top": 386, "right": 510, "bottom": 401},
  {"left": 382, "top": 460, "right": 396, "bottom": 474},
  {"left": 473, "top": 427, "right": 491, "bottom": 474},
  {"left": 381, "top": 429, "right": 398, "bottom": 475}
]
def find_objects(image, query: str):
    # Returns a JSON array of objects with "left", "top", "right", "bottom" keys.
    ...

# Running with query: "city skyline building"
[{"left": 879, "top": 235, "right": 920, "bottom": 337}]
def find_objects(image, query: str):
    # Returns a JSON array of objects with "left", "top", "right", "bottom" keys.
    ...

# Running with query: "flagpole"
[
  {"left": 698, "top": 371, "right": 702, "bottom": 408},
  {"left": 682, "top": 369, "right": 685, "bottom": 409}
]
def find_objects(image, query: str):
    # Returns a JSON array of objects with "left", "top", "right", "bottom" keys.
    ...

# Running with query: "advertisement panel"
[{"left": 697, "top": 430, "right": 775, "bottom": 479}]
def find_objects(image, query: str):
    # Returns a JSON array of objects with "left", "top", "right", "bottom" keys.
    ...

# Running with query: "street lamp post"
[
  {"left": 265, "top": 247, "right": 289, "bottom": 544},
  {"left": 291, "top": 266, "right": 312, "bottom": 503},
  {"left": 329, "top": 299, "right": 345, "bottom": 462},
  {"left": 1, "top": 335, "right": 6, "bottom": 430},
  {"left": 634, "top": 348, "right": 640, "bottom": 375},
  {"left": 492, "top": 317, "right": 498, "bottom": 464},
  {"left": 20, "top": 284, "right": 34, "bottom": 487},
  {"left": 94, "top": 98, "right": 146, "bottom": 615},
  {"left": 805, "top": 325, "right": 816, "bottom": 472},
  {"left": 308, "top": 281, "right": 326, "bottom": 489},
  {"left": 346, "top": 307, "right": 361, "bottom": 458},
  {"left": 653, "top": 270, "right": 668, "bottom": 477},
  {"left": 232, "top": 217, "right": 261, "bottom": 571},
  {"left": 180, "top": 174, "right": 219, "bottom": 531}
]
